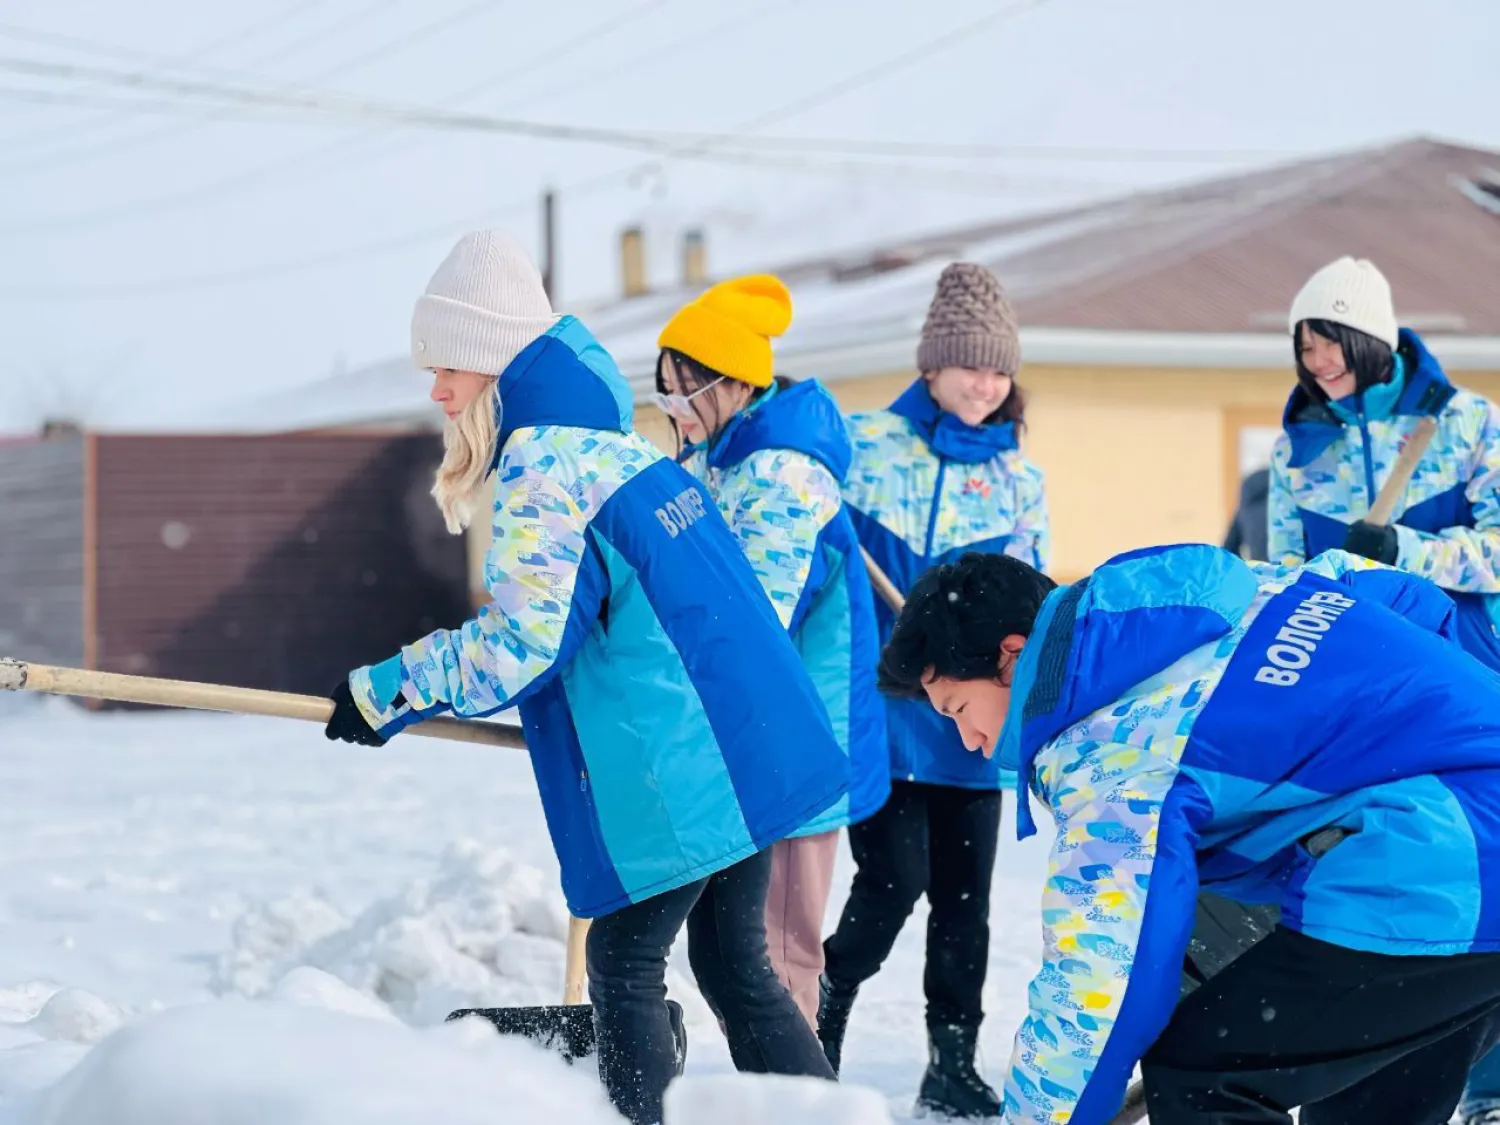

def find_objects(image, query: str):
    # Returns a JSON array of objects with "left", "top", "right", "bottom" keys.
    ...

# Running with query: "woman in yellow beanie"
[{"left": 655, "top": 275, "right": 890, "bottom": 1036}]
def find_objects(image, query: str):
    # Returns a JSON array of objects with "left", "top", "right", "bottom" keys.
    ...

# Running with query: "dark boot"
[
  {"left": 914, "top": 1023, "right": 1001, "bottom": 1120},
  {"left": 815, "top": 974, "right": 858, "bottom": 1076}
]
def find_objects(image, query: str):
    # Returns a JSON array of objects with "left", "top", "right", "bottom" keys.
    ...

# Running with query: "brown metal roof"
[
  {"left": 1009, "top": 138, "right": 1500, "bottom": 334},
  {"left": 670, "top": 136, "right": 1500, "bottom": 338}
]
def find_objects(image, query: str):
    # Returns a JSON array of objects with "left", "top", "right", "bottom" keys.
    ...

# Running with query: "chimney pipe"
[
  {"left": 620, "top": 226, "right": 648, "bottom": 298},
  {"left": 682, "top": 228, "right": 707, "bottom": 287}
]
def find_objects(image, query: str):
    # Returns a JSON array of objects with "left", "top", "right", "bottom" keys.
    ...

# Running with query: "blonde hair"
[{"left": 432, "top": 379, "right": 499, "bottom": 534}]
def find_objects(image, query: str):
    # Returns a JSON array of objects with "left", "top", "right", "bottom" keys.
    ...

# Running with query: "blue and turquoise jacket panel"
[
  {"left": 995, "top": 542, "right": 1500, "bottom": 1124},
  {"left": 681, "top": 378, "right": 890, "bottom": 834},
  {"left": 843, "top": 379, "right": 1049, "bottom": 789},
  {"left": 1269, "top": 327, "right": 1500, "bottom": 669},
  {"left": 348, "top": 317, "right": 847, "bottom": 918}
]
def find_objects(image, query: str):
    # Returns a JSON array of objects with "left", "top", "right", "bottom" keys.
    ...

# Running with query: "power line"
[
  {"left": 0, "top": 0, "right": 809, "bottom": 236},
  {"left": 0, "top": 0, "right": 514, "bottom": 173},
  {"left": 0, "top": 3, "right": 1086, "bottom": 301},
  {"left": 0, "top": 1, "right": 336, "bottom": 156},
  {"left": 0, "top": 4, "right": 1083, "bottom": 206},
  {"left": 0, "top": 79, "right": 1295, "bottom": 166}
]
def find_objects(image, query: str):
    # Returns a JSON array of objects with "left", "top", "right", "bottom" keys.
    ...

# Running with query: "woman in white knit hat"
[
  {"left": 1269, "top": 256, "right": 1500, "bottom": 670},
  {"left": 1269, "top": 256, "right": 1500, "bottom": 1124},
  {"left": 321, "top": 230, "right": 843, "bottom": 1125}
]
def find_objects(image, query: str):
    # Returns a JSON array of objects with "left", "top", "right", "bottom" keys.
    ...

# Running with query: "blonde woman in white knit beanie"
[
  {"left": 320, "top": 230, "right": 846, "bottom": 1125},
  {"left": 1269, "top": 254, "right": 1500, "bottom": 673}
]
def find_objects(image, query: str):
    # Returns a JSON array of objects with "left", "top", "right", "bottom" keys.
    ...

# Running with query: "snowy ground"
[{"left": 0, "top": 694, "right": 1053, "bottom": 1124}]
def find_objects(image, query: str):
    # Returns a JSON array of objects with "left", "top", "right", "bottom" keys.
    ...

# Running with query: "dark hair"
[
  {"left": 1293, "top": 319, "right": 1394, "bottom": 402},
  {"left": 655, "top": 348, "right": 793, "bottom": 454},
  {"left": 876, "top": 551, "right": 1057, "bottom": 700},
  {"left": 991, "top": 381, "right": 1027, "bottom": 429}
]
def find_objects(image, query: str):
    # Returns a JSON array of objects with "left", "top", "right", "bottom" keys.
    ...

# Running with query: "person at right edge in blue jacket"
[
  {"left": 880, "top": 543, "right": 1500, "bottom": 1125},
  {"left": 1267, "top": 256, "right": 1500, "bottom": 1125},
  {"left": 818, "top": 261, "right": 1049, "bottom": 1119}
]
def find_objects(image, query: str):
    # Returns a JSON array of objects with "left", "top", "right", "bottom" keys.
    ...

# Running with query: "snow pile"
[
  {"left": 214, "top": 842, "right": 575, "bottom": 1025},
  {"left": 0, "top": 983, "right": 125, "bottom": 1048},
  {"left": 8, "top": 997, "right": 626, "bottom": 1125},
  {"left": 22, "top": 990, "right": 125, "bottom": 1046},
  {"left": 0, "top": 984, "right": 128, "bottom": 1103},
  {"left": 666, "top": 1074, "right": 893, "bottom": 1125}
]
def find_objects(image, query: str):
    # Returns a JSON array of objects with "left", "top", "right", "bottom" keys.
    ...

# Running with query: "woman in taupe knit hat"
[{"left": 817, "top": 261, "right": 1049, "bottom": 1119}]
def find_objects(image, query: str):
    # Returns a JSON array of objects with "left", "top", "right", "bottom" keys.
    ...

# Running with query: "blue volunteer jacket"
[
  {"left": 1269, "top": 328, "right": 1500, "bottom": 669},
  {"left": 682, "top": 378, "right": 889, "bottom": 834},
  {"left": 996, "top": 542, "right": 1500, "bottom": 1124},
  {"left": 348, "top": 318, "right": 847, "bottom": 918},
  {"left": 843, "top": 380, "right": 1049, "bottom": 789}
]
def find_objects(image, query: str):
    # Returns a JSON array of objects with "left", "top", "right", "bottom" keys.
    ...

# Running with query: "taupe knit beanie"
[{"left": 917, "top": 262, "right": 1021, "bottom": 376}]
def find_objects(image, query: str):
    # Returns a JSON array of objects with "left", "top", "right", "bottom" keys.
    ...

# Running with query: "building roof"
[
  {"left": 152, "top": 134, "right": 1500, "bottom": 434},
  {"left": 586, "top": 135, "right": 1500, "bottom": 385}
]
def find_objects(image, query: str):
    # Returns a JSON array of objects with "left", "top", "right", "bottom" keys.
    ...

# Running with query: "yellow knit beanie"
[{"left": 657, "top": 274, "right": 793, "bottom": 389}]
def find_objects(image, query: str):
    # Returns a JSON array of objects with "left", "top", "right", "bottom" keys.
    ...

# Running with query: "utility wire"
[
  {"left": 0, "top": 0, "right": 513, "bottom": 173},
  {"left": 0, "top": 3, "right": 1088, "bottom": 301},
  {"left": 0, "top": 0, "right": 336, "bottom": 157},
  {"left": 0, "top": 0, "right": 806, "bottom": 236},
  {"left": 0, "top": 79, "right": 1292, "bottom": 166}
]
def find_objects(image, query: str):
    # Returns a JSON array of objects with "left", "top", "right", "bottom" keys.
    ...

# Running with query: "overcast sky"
[{"left": 1, "top": 0, "right": 1496, "bottom": 433}]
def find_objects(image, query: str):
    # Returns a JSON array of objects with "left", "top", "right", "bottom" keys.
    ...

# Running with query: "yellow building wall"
[{"left": 469, "top": 364, "right": 1500, "bottom": 596}]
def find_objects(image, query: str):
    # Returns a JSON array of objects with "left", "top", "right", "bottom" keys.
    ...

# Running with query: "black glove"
[
  {"left": 1342, "top": 520, "right": 1399, "bottom": 566},
  {"left": 325, "top": 680, "right": 388, "bottom": 747}
]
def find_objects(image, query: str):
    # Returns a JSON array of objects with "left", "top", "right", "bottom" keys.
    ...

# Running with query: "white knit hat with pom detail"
[
  {"left": 1288, "top": 257, "right": 1398, "bottom": 351},
  {"left": 411, "top": 230, "right": 559, "bottom": 376}
]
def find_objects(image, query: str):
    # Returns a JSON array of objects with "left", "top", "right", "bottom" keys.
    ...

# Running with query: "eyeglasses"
[{"left": 652, "top": 376, "right": 725, "bottom": 419}]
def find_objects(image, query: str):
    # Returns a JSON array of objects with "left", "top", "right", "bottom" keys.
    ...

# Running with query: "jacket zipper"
[
  {"left": 922, "top": 457, "right": 948, "bottom": 565},
  {"left": 1356, "top": 401, "right": 1378, "bottom": 509}
]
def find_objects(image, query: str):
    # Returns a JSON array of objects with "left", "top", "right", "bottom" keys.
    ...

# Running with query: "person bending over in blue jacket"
[
  {"left": 322, "top": 231, "right": 844, "bottom": 1125},
  {"left": 879, "top": 543, "right": 1500, "bottom": 1125}
]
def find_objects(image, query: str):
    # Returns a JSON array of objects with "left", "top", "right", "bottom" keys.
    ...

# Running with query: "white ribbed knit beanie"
[
  {"left": 411, "top": 230, "right": 559, "bottom": 375},
  {"left": 1288, "top": 257, "right": 1398, "bottom": 350}
]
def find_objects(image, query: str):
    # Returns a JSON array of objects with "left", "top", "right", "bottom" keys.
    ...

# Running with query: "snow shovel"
[{"left": 0, "top": 658, "right": 602, "bottom": 1057}]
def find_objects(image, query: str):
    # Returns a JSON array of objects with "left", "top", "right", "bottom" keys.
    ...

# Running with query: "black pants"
[
  {"left": 822, "top": 780, "right": 1001, "bottom": 1028},
  {"left": 1143, "top": 925, "right": 1500, "bottom": 1124},
  {"left": 587, "top": 848, "right": 834, "bottom": 1125}
]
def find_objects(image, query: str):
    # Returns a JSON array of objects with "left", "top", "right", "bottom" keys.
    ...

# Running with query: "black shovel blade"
[
  {"left": 446, "top": 1000, "right": 687, "bottom": 1074},
  {"left": 447, "top": 1003, "right": 596, "bottom": 1062}
]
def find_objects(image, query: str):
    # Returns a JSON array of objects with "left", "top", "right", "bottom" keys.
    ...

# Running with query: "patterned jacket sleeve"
[
  {"left": 1006, "top": 762, "right": 1201, "bottom": 1125},
  {"left": 347, "top": 459, "right": 602, "bottom": 735},
  {"left": 718, "top": 448, "right": 842, "bottom": 631},
  {"left": 1393, "top": 401, "right": 1500, "bottom": 594},
  {"left": 1267, "top": 435, "right": 1306, "bottom": 567},
  {"left": 1008, "top": 461, "right": 1050, "bottom": 572}
]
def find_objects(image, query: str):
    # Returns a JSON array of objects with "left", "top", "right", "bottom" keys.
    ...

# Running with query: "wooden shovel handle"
[
  {"left": 0, "top": 659, "right": 525, "bottom": 750},
  {"left": 563, "top": 915, "right": 591, "bottom": 1005},
  {"left": 1366, "top": 415, "right": 1439, "bottom": 527},
  {"left": 861, "top": 546, "right": 906, "bottom": 613}
]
